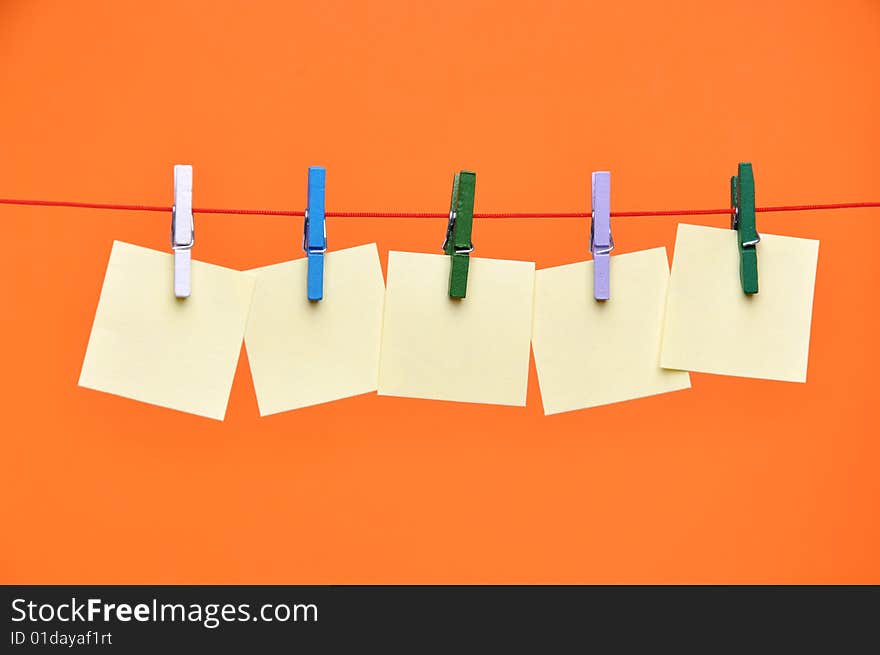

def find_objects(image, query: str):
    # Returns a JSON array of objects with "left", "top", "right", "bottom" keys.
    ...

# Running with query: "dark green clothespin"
[
  {"left": 442, "top": 170, "right": 476, "bottom": 298},
  {"left": 730, "top": 162, "right": 759, "bottom": 294}
]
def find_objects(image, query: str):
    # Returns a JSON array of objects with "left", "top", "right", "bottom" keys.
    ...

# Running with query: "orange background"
[{"left": 1, "top": 1, "right": 878, "bottom": 583}]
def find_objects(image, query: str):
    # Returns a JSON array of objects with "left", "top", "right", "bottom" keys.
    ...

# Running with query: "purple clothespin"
[{"left": 590, "top": 171, "right": 613, "bottom": 300}]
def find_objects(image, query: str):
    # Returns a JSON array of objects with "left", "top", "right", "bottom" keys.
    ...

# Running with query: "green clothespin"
[
  {"left": 442, "top": 170, "right": 476, "bottom": 298},
  {"left": 730, "top": 162, "right": 759, "bottom": 294}
]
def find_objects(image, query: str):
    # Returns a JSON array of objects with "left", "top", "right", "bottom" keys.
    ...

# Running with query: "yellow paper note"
[
  {"left": 244, "top": 244, "right": 385, "bottom": 416},
  {"left": 378, "top": 252, "right": 535, "bottom": 406},
  {"left": 532, "top": 248, "right": 691, "bottom": 415},
  {"left": 79, "top": 241, "right": 255, "bottom": 419},
  {"left": 661, "top": 224, "right": 819, "bottom": 382}
]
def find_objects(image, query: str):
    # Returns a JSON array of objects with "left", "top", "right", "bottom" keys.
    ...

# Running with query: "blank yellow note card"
[
  {"left": 244, "top": 244, "right": 385, "bottom": 416},
  {"left": 532, "top": 248, "right": 690, "bottom": 415},
  {"left": 79, "top": 241, "right": 255, "bottom": 419},
  {"left": 378, "top": 252, "right": 535, "bottom": 406},
  {"left": 661, "top": 224, "right": 819, "bottom": 382}
]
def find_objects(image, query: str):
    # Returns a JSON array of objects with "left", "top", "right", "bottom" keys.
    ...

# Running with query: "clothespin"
[
  {"left": 303, "top": 166, "right": 327, "bottom": 301},
  {"left": 730, "top": 162, "right": 759, "bottom": 294},
  {"left": 442, "top": 170, "right": 476, "bottom": 298},
  {"left": 590, "top": 171, "right": 613, "bottom": 300},
  {"left": 171, "top": 165, "right": 194, "bottom": 298}
]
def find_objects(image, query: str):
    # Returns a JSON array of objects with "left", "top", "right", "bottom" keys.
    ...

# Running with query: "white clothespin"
[{"left": 172, "top": 165, "right": 194, "bottom": 298}]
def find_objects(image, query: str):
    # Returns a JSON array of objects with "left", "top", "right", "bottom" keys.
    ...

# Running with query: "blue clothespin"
[
  {"left": 303, "top": 166, "right": 327, "bottom": 301},
  {"left": 590, "top": 171, "right": 613, "bottom": 300}
]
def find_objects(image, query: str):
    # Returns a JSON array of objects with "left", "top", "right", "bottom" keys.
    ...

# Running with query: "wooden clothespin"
[
  {"left": 304, "top": 166, "right": 327, "bottom": 301},
  {"left": 730, "top": 162, "right": 759, "bottom": 294},
  {"left": 442, "top": 170, "right": 476, "bottom": 298},
  {"left": 171, "top": 164, "right": 194, "bottom": 298},
  {"left": 590, "top": 171, "right": 613, "bottom": 300}
]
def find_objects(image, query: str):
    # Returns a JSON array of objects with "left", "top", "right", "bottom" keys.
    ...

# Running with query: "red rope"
[
  {"left": 755, "top": 202, "right": 880, "bottom": 213},
  {"left": 0, "top": 198, "right": 172, "bottom": 213},
  {"left": 1, "top": 197, "right": 878, "bottom": 218}
]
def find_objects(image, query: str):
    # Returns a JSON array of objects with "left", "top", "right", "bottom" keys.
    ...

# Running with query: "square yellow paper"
[
  {"left": 661, "top": 224, "right": 819, "bottom": 382},
  {"left": 79, "top": 241, "right": 255, "bottom": 419},
  {"left": 245, "top": 244, "right": 385, "bottom": 415},
  {"left": 532, "top": 248, "right": 691, "bottom": 415},
  {"left": 378, "top": 252, "right": 535, "bottom": 406}
]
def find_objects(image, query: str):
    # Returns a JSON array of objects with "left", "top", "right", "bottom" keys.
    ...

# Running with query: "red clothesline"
[{"left": 0, "top": 198, "right": 878, "bottom": 218}]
